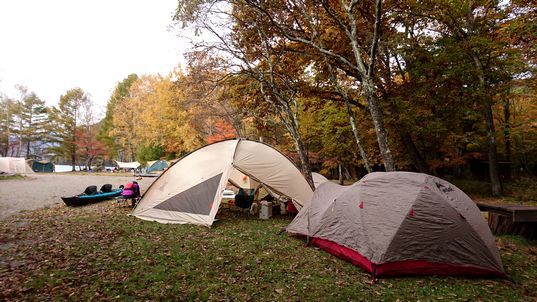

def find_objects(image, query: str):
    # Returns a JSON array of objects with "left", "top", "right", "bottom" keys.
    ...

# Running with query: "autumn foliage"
[
  {"left": 93, "top": 0, "right": 537, "bottom": 191},
  {"left": 205, "top": 119, "right": 238, "bottom": 144}
]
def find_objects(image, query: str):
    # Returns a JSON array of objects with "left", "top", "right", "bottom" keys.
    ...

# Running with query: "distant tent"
[
  {"left": 287, "top": 172, "right": 505, "bottom": 277},
  {"left": 145, "top": 160, "right": 168, "bottom": 173},
  {"left": 312, "top": 172, "right": 329, "bottom": 188},
  {"left": 132, "top": 139, "right": 314, "bottom": 227},
  {"left": 0, "top": 157, "right": 34, "bottom": 174},
  {"left": 27, "top": 160, "right": 54, "bottom": 173},
  {"left": 115, "top": 161, "right": 141, "bottom": 170}
]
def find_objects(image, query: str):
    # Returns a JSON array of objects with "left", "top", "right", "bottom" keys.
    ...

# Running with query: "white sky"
[{"left": 0, "top": 0, "right": 187, "bottom": 118}]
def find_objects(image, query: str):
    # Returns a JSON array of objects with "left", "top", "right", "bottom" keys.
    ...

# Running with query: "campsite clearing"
[
  {"left": 0, "top": 174, "right": 155, "bottom": 219},
  {"left": 0, "top": 201, "right": 536, "bottom": 301}
]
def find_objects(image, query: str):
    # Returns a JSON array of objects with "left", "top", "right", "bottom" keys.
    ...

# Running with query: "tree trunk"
[
  {"left": 293, "top": 134, "right": 314, "bottom": 189},
  {"left": 72, "top": 109, "right": 77, "bottom": 171},
  {"left": 363, "top": 82, "right": 396, "bottom": 171},
  {"left": 385, "top": 97, "right": 429, "bottom": 173},
  {"left": 131, "top": 144, "right": 136, "bottom": 162},
  {"left": 483, "top": 98, "right": 502, "bottom": 195},
  {"left": 343, "top": 165, "right": 352, "bottom": 180},
  {"left": 323, "top": 59, "right": 372, "bottom": 173},
  {"left": 472, "top": 54, "right": 502, "bottom": 196},
  {"left": 25, "top": 101, "right": 34, "bottom": 159},
  {"left": 338, "top": 163, "right": 343, "bottom": 185},
  {"left": 3, "top": 103, "right": 10, "bottom": 157},
  {"left": 503, "top": 98, "right": 511, "bottom": 158},
  {"left": 87, "top": 156, "right": 94, "bottom": 171},
  {"left": 503, "top": 97, "right": 511, "bottom": 180},
  {"left": 26, "top": 142, "right": 31, "bottom": 159},
  {"left": 399, "top": 129, "right": 429, "bottom": 174},
  {"left": 17, "top": 119, "right": 23, "bottom": 157},
  {"left": 345, "top": 100, "right": 372, "bottom": 173},
  {"left": 71, "top": 150, "right": 76, "bottom": 172},
  {"left": 288, "top": 120, "right": 314, "bottom": 190},
  {"left": 345, "top": 0, "right": 395, "bottom": 172}
]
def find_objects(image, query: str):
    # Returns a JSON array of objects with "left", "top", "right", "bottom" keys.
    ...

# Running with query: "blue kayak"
[{"left": 62, "top": 188, "right": 123, "bottom": 206}]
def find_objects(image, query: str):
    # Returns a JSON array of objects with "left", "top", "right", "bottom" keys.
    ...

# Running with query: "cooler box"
[{"left": 259, "top": 201, "right": 273, "bottom": 219}]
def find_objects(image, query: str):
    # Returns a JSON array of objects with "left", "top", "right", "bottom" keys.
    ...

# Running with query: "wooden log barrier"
[
  {"left": 488, "top": 213, "right": 537, "bottom": 240},
  {"left": 477, "top": 203, "right": 537, "bottom": 240}
]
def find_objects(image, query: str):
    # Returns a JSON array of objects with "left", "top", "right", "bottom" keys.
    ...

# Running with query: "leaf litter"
[{"left": 0, "top": 202, "right": 535, "bottom": 301}]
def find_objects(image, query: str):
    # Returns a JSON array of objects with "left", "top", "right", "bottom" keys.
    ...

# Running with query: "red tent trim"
[{"left": 311, "top": 237, "right": 505, "bottom": 278}]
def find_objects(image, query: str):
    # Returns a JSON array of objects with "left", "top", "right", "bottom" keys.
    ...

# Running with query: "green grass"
[
  {"left": 449, "top": 177, "right": 537, "bottom": 205},
  {"left": 503, "top": 178, "right": 537, "bottom": 204},
  {"left": 1, "top": 203, "right": 536, "bottom": 301}
]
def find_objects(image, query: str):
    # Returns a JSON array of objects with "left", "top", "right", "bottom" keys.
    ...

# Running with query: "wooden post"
[{"left": 488, "top": 213, "right": 537, "bottom": 240}]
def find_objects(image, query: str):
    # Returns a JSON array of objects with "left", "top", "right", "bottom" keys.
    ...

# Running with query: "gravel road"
[{"left": 0, "top": 174, "right": 157, "bottom": 220}]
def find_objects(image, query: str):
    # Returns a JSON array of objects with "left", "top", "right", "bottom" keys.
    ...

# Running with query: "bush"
[{"left": 504, "top": 177, "right": 537, "bottom": 202}]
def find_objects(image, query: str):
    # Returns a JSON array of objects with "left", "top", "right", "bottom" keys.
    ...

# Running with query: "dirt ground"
[{"left": 0, "top": 174, "right": 157, "bottom": 220}]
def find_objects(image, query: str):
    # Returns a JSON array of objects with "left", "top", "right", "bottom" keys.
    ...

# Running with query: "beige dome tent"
[
  {"left": 0, "top": 157, "right": 34, "bottom": 174},
  {"left": 287, "top": 172, "right": 505, "bottom": 277},
  {"left": 132, "top": 139, "right": 314, "bottom": 227},
  {"left": 312, "top": 172, "right": 329, "bottom": 188}
]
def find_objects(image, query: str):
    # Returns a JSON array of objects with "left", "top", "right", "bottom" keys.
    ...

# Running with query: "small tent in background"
[
  {"left": 132, "top": 139, "right": 314, "bottom": 227},
  {"left": 312, "top": 172, "right": 329, "bottom": 188},
  {"left": 0, "top": 157, "right": 34, "bottom": 174},
  {"left": 27, "top": 160, "right": 54, "bottom": 172},
  {"left": 145, "top": 160, "right": 168, "bottom": 174},
  {"left": 287, "top": 172, "right": 505, "bottom": 277},
  {"left": 115, "top": 161, "right": 141, "bottom": 171}
]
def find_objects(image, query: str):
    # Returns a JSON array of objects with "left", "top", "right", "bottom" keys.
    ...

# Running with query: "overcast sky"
[{"left": 0, "top": 0, "right": 187, "bottom": 117}]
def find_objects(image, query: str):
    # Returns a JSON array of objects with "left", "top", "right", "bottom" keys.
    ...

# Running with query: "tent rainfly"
[
  {"left": 0, "top": 157, "right": 35, "bottom": 174},
  {"left": 146, "top": 160, "right": 168, "bottom": 173},
  {"left": 287, "top": 172, "right": 505, "bottom": 277},
  {"left": 132, "top": 139, "right": 314, "bottom": 227},
  {"left": 115, "top": 161, "right": 141, "bottom": 169}
]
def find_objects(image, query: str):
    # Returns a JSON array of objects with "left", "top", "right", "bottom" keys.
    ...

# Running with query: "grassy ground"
[
  {"left": 0, "top": 174, "right": 25, "bottom": 181},
  {"left": 1, "top": 202, "right": 536, "bottom": 301},
  {"left": 450, "top": 178, "right": 537, "bottom": 206}
]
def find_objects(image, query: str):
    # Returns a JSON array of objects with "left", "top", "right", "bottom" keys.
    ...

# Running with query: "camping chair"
[
  {"left": 233, "top": 188, "right": 255, "bottom": 214},
  {"left": 118, "top": 181, "right": 141, "bottom": 207}
]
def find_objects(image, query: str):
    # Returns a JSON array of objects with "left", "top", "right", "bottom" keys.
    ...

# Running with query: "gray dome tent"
[
  {"left": 132, "top": 139, "right": 314, "bottom": 227},
  {"left": 287, "top": 172, "right": 505, "bottom": 277}
]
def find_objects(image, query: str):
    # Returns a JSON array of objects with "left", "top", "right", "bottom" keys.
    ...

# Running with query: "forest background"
[{"left": 0, "top": 0, "right": 535, "bottom": 197}]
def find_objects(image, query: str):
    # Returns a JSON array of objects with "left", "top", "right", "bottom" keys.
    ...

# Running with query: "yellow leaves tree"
[{"left": 110, "top": 69, "right": 203, "bottom": 160}]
